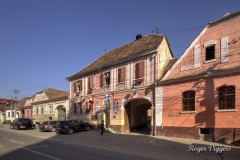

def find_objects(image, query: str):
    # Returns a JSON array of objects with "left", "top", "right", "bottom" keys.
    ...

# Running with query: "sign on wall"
[{"left": 113, "top": 101, "right": 118, "bottom": 111}]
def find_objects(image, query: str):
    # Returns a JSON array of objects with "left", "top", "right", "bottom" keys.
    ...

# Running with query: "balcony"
[
  {"left": 133, "top": 78, "right": 144, "bottom": 87},
  {"left": 116, "top": 82, "right": 126, "bottom": 90},
  {"left": 87, "top": 88, "right": 93, "bottom": 95}
]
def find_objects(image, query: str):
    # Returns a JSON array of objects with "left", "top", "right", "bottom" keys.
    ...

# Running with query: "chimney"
[{"left": 136, "top": 34, "right": 143, "bottom": 40}]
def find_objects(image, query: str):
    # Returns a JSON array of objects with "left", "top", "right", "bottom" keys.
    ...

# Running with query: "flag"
[
  {"left": 105, "top": 94, "right": 109, "bottom": 102},
  {"left": 112, "top": 93, "right": 116, "bottom": 101},
  {"left": 89, "top": 98, "right": 94, "bottom": 104}
]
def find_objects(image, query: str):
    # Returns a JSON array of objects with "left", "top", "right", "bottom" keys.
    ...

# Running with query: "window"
[
  {"left": 200, "top": 128, "right": 209, "bottom": 134},
  {"left": 206, "top": 45, "right": 215, "bottom": 61},
  {"left": 135, "top": 61, "right": 145, "bottom": 80},
  {"left": 88, "top": 76, "right": 93, "bottom": 94},
  {"left": 75, "top": 80, "right": 82, "bottom": 92},
  {"left": 8, "top": 112, "right": 10, "bottom": 117},
  {"left": 74, "top": 102, "right": 82, "bottom": 114},
  {"left": 118, "top": 67, "right": 125, "bottom": 83},
  {"left": 219, "top": 86, "right": 235, "bottom": 109},
  {"left": 2, "top": 102, "right": 7, "bottom": 107},
  {"left": 36, "top": 108, "right": 39, "bottom": 115},
  {"left": 182, "top": 90, "right": 195, "bottom": 111},
  {"left": 12, "top": 111, "right": 14, "bottom": 117},
  {"left": 27, "top": 110, "right": 29, "bottom": 116},
  {"left": 100, "top": 72, "right": 111, "bottom": 87},
  {"left": 41, "top": 107, "right": 44, "bottom": 115},
  {"left": 49, "top": 106, "right": 53, "bottom": 114}
]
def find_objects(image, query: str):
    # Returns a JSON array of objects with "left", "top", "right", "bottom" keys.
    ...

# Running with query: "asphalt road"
[{"left": 0, "top": 125, "right": 239, "bottom": 160}]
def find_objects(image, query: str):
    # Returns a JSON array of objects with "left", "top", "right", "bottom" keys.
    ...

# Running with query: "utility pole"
[{"left": 13, "top": 90, "right": 19, "bottom": 120}]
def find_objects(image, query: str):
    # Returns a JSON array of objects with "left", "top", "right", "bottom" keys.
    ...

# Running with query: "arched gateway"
[
  {"left": 124, "top": 98, "right": 152, "bottom": 135},
  {"left": 57, "top": 105, "right": 66, "bottom": 121}
]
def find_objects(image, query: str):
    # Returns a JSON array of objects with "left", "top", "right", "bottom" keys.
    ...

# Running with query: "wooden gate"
[{"left": 58, "top": 107, "right": 66, "bottom": 121}]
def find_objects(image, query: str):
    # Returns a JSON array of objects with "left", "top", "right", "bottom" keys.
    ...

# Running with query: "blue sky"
[{"left": 0, "top": 0, "right": 239, "bottom": 100}]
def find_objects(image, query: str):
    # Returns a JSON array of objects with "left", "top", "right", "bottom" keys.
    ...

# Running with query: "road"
[{"left": 0, "top": 125, "right": 239, "bottom": 160}]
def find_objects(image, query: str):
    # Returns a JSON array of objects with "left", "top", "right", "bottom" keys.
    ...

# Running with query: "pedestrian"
[
  {"left": 100, "top": 120, "right": 105, "bottom": 135},
  {"left": 32, "top": 119, "right": 36, "bottom": 129}
]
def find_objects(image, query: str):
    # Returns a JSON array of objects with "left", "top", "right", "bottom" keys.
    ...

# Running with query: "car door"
[{"left": 79, "top": 120, "right": 86, "bottom": 130}]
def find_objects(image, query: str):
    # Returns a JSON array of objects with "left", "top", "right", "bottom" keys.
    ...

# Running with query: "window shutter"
[
  {"left": 74, "top": 103, "right": 76, "bottom": 114},
  {"left": 135, "top": 63, "right": 139, "bottom": 79},
  {"left": 139, "top": 61, "right": 145, "bottom": 78},
  {"left": 73, "top": 82, "right": 76, "bottom": 93},
  {"left": 122, "top": 67, "right": 125, "bottom": 82},
  {"left": 194, "top": 45, "right": 201, "bottom": 68},
  {"left": 221, "top": 36, "right": 228, "bottom": 63},
  {"left": 100, "top": 74, "right": 103, "bottom": 87},
  {"left": 118, "top": 68, "right": 121, "bottom": 83},
  {"left": 88, "top": 76, "right": 93, "bottom": 89}
]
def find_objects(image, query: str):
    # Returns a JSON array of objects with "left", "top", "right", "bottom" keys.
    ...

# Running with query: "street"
[{"left": 0, "top": 125, "right": 239, "bottom": 160}]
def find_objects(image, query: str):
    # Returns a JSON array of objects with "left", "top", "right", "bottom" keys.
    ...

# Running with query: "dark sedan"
[
  {"left": 39, "top": 121, "right": 58, "bottom": 132},
  {"left": 10, "top": 118, "right": 33, "bottom": 130},
  {"left": 56, "top": 119, "right": 91, "bottom": 134}
]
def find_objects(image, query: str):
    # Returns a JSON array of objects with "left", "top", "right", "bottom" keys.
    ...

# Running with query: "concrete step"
[{"left": 105, "top": 128, "right": 115, "bottom": 133}]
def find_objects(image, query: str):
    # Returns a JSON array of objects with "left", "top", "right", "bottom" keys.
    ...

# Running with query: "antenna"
[{"left": 153, "top": 26, "right": 159, "bottom": 34}]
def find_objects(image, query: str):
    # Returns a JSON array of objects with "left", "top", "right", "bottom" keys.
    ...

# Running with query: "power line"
[{"left": 0, "top": 36, "right": 64, "bottom": 78}]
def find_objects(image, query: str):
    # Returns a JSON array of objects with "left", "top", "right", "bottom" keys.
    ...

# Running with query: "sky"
[{"left": 0, "top": 0, "right": 240, "bottom": 100}]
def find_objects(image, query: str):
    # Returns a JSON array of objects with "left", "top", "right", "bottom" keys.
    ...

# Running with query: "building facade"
[
  {"left": 67, "top": 34, "right": 173, "bottom": 134},
  {"left": 31, "top": 88, "right": 69, "bottom": 123},
  {"left": 156, "top": 11, "right": 240, "bottom": 144}
]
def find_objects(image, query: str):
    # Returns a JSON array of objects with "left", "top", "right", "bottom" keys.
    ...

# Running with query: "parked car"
[
  {"left": 10, "top": 118, "right": 33, "bottom": 130},
  {"left": 39, "top": 121, "right": 58, "bottom": 132},
  {"left": 56, "top": 119, "right": 91, "bottom": 134}
]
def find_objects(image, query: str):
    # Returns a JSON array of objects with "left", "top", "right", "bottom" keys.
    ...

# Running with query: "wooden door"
[
  {"left": 58, "top": 107, "right": 66, "bottom": 121},
  {"left": 124, "top": 110, "right": 130, "bottom": 132}
]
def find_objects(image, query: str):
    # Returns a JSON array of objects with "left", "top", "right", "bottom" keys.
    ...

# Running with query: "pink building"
[
  {"left": 67, "top": 34, "right": 174, "bottom": 134},
  {"left": 156, "top": 11, "right": 240, "bottom": 144}
]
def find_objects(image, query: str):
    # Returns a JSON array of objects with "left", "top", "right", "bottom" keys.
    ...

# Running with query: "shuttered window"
[
  {"left": 77, "top": 80, "right": 82, "bottom": 92},
  {"left": 88, "top": 76, "right": 93, "bottom": 89},
  {"left": 100, "top": 74, "right": 103, "bottom": 87},
  {"left": 135, "top": 61, "right": 145, "bottom": 79},
  {"left": 104, "top": 72, "right": 110, "bottom": 86},
  {"left": 118, "top": 67, "right": 125, "bottom": 83}
]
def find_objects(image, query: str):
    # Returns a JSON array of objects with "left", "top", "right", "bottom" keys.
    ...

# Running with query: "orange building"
[{"left": 156, "top": 11, "right": 240, "bottom": 144}]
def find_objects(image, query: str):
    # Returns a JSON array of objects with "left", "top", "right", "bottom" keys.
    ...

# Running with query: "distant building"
[{"left": 31, "top": 88, "right": 69, "bottom": 123}]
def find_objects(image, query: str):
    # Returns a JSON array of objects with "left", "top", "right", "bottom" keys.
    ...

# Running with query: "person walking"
[
  {"left": 100, "top": 120, "right": 105, "bottom": 135},
  {"left": 32, "top": 119, "right": 36, "bottom": 129}
]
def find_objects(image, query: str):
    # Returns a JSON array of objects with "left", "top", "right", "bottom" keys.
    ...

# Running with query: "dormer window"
[{"left": 1, "top": 101, "right": 7, "bottom": 107}]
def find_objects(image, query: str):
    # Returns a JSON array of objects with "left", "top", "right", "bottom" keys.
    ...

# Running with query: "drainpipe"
[{"left": 153, "top": 53, "right": 156, "bottom": 136}]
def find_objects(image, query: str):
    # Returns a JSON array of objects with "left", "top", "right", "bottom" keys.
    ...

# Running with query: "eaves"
[{"left": 157, "top": 67, "right": 240, "bottom": 86}]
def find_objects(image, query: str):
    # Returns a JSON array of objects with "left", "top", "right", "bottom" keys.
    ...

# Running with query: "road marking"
[
  {"left": 135, "top": 137, "right": 150, "bottom": 144},
  {"left": 19, "top": 146, "right": 61, "bottom": 160},
  {"left": 8, "top": 139, "right": 25, "bottom": 145},
  {"left": 28, "top": 145, "right": 49, "bottom": 149}
]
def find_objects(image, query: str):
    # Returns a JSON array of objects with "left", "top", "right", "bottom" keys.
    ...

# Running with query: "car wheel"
[
  {"left": 67, "top": 128, "right": 73, "bottom": 135},
  {"left": 85, "top": 125, "right": 90, "bottom": 131},
  {"left": 10, "top": 125, "right": 13, "bottom": 129},
  {"left": 51, "top": 127, "right": 56, "bottom": 132}
]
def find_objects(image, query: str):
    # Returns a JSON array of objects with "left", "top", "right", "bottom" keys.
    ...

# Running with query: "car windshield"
[
  {"left": 57, "top": 121, "right": 68, "bottom": 125},
  {"left": 19, "top": 119, "right": 30, "bottom": 123}
]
